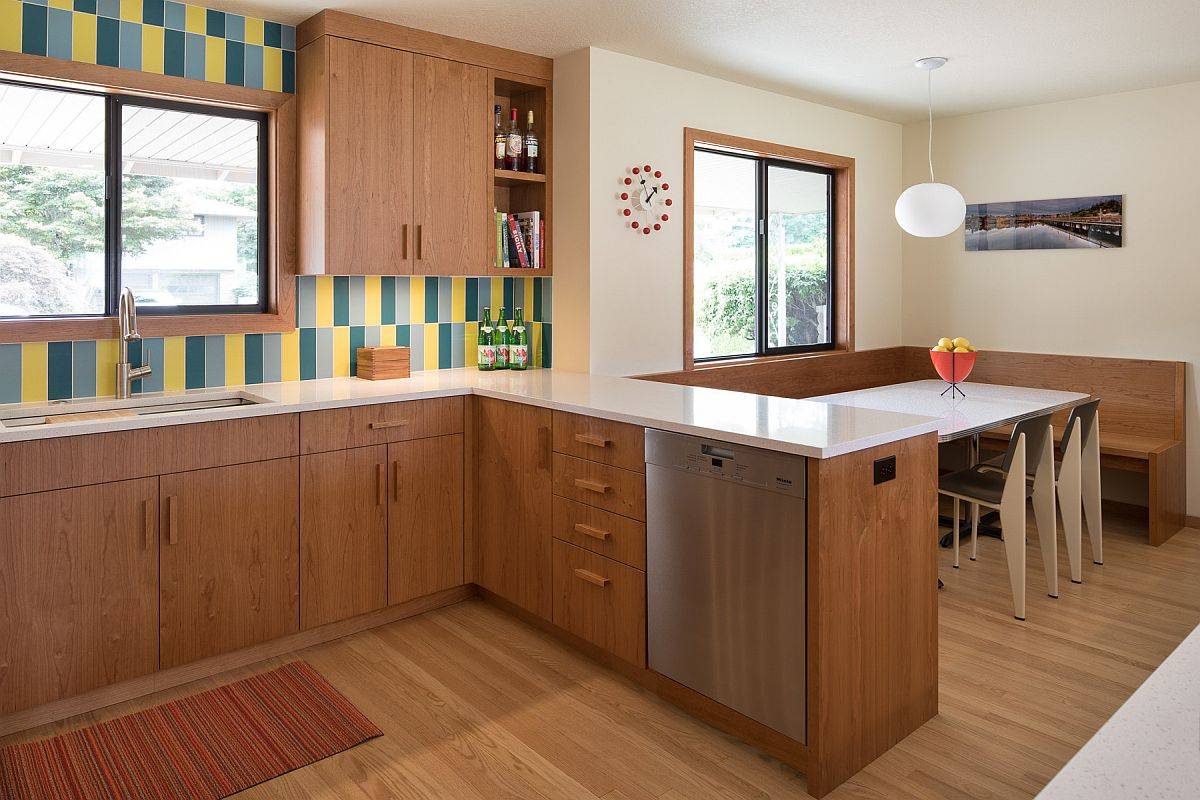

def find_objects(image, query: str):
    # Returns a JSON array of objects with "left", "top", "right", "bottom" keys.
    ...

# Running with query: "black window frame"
[
  {"left": 693, "top": 145, "right": 836, "bottom": 363},
  {"left": 0, "top": 77, "right": 269, "bottom": 319}
]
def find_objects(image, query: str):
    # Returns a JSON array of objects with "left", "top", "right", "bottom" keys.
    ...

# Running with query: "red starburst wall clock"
[{"left": 619, "top": 164, "right": 673, "bottom": 235}]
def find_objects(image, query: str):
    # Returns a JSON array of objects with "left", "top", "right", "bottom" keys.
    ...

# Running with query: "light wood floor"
[{"left": 6, "top": 513, "right": 1199, "bottom": 799}]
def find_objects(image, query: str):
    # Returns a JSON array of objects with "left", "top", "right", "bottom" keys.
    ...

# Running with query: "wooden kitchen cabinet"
[
  {"left": 389, "top": 434, "right": 464, "bottom": 604},
  {"left": 159, "top": 458, "right": 300, "bottom": 669},
  {"left": 473, "top": 397, "right": 553, "bottom": 619},
  {"left": 0, "top": 478, "right": 158, "bottom": 716},
  {"left": 301, "top": 446, "right": 388, "bottom": 629}
]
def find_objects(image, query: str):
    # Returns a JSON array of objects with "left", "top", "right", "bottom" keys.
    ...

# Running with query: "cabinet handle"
[
  {"left": 376, "top": 463, "right": 385, "bottom": 506},
  {"left": 393, "top": 460, "right": 400, "bottom": 501},
  {"left": 573, "top": 568, "right": 610, "bottom": 588},
  {"left": 416, "top": 225, "right": 423, "bottom": 260},
  {"left": 574, "top": 478, "right": 610, "bottom": 495},
  {"left": 574, "top": 522, "right": 611, "bottom": 541},
  {"left": 369, "top": 420, "right": 409, "bottom": 430},
  {"left": 143, "top": 498, "right": 154, "bottom": 550},
  {"left": 574, "top": 433, "right": 610, "bottom": 448},
  {"left": 401, "top": 224, "right": 408, "bottom": 260},
  {"left": 166, "top": 495, "right": 178, "bottom": 545}
]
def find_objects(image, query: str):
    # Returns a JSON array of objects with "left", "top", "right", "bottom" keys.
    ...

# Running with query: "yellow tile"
[
  {"left": 423, "top": 323, "right": 438, "bottom": 371},
  {"left": 185, "top": 4, "right": 206, "bottom": 34},
  {"left": 465, "top": 322, "right": 478, "bottom": 367},
  {"left": 490, "top": 279, "right": 504, "bottom": 314},
  {"left": 95, "top": 339, "right": 117, "bottom": 398},
  {"left": 315, "top": 276, "right": 333, "bottom": 327},
  {"left": 141, "top": 24, "right": 164, "bottom": 74},
  {"left": 224, "top": 335, "right": 245, "bottom": 386},
  {"left": 408, "top": 277, "right": 425, "bottom": 324},
  {"left": 0, "top": 0, "right": 22, "bottom": 53},
  {"left": 364, "top": 276, "right": 381, "bottom": 326},
  {"left": 263, "top": 45, "right": 282, "bottom": 91},
  {"left": 204, "top": 36, "right": 224, "bottom": 83},
  {"left": 451, "top": 277, "right": 466, "bottom": 322},
  {"left": 48, "top": 0, "right": 72, "bottom": 10},
  {"left": 332, "top": 327, "right": 350, "bottom": 377},
  {"left": 72, "top": 11, "right": 96, "bottom": 63},
  {"left": 119, "top": 0, "right": 140, "bottom": 22},
  {"left": 20, "top": 342, "right": 47, "bottom": 403},
  {"left": 164, "top": 336, "right": 185, "bottom": 391},
  {"left": 380, "top": 325, "right": 396, "bottom": 348},
  {"left": 524, "top": 279, "right": 535, "bottom": 318},
  {"left": 244, "top": 16, "right": 263, "bottom": 45},
  {"left": 531, "top": 323, "right": 543, "bottom": 367},
  {"left": 281, "top": 330, "right": 300, "bottom": 381}
]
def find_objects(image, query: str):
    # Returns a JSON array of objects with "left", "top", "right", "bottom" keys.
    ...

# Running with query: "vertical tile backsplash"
[{"left": 0, "top": 275, "right": 552, "bottom": 404}]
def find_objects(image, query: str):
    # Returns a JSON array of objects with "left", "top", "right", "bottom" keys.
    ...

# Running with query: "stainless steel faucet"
[{"left": 116, "top": 287, "right": 152, "bottom": 399}]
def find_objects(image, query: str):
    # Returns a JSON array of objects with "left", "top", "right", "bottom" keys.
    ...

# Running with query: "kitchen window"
[
  {"left": 685, "top": 130, "right": 853, "bottom": 367},
  {"left": 0, "top": 78, "right": 268, "bottom": 319}
]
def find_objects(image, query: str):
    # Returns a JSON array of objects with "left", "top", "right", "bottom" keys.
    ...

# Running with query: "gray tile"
[
  {"left": 540, "top": 279, "right": 552, "bottom": 322},
  {"left": 394, "top": 277, "right": 410, "bottom": 325},
  {"left": 140, "top": 338, "right": 165, "bottom": 393},
  {"left": 348, "top": 275, "right": 365, "bottom": 325},
  {"left": 365, "top": 326, "right": 381, "bottom": 347},
  {"left": 71, "top": 340, "right": 97, "bottom": 399},
  {"left": 204, "top": 335, "right": 226, "bottom": 387},
  {"left": 296, "top": 275, "right": 316, "bottom": 327},
  {"left": 0, "top": 345, "right": 20, "bottom": 403},
  {"left": 409, "top": 324, "right": 424, "bottom": 371},
  {"left": 437, "top": 277, "right": 452, "bottom": 321},
  {"left": 316, "top": 327, "right": 333, "bottom": 378},
  {"left": 262, "top": 333, "right": 282, "bottom": 382},
  {"left": 451, "top": 322, "right": 464, "bottom": 368}
]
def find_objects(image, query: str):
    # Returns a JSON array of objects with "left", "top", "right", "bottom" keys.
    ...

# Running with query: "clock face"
[{"left": 619, "top": 163, "right": 673, "bottom": 235}]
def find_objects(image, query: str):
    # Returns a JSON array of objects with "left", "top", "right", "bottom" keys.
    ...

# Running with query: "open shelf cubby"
[{"left": 490, "top": 72, "right": 551, "bottom": 276}]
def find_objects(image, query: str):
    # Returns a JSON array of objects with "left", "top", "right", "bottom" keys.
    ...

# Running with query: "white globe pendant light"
[{"left": 895, "top": 57, "right": 965, "bottom": 238}]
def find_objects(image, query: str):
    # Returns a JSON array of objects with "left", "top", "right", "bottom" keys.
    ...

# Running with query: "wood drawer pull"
[
  {"left": 143, "top": 498, "right": 154, "bottom": 550},
  {"left": 393, "top": 460, "right": 400, "bottom": 501},
  {"left": 574, "top": 522, "right": 611, "bottom": 541},
  {"left": 166, "top": 495, "right": 178, "bottom": 546},
  {"left": 376, "top": 463, "right": 385, "bottom": 506},
  {"left": 370, "top": 420, "right": 409, "bottom": 430},
  {"left": 574, "top": 433, "right": 610, "bottom": 448},
  {"left": 573, "top": 568, "right": 610, "bottom": 588},
  {"left": 416, "top": 224, "right": 423, "bottom": 260},
  {"left": 401, "top": 223, "right": 408, "bottom": 260},
  {"left": 574, "top": 478, "right": 610, "bottom": 494}
]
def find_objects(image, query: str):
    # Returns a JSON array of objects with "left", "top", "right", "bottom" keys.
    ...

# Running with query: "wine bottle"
[
  {"left": 505, "top": 109, "right": 522, "bottom": 172},
  {"left": 493, "top": 105, "right": 505, "bottom": 169},
  {"left": 494, "top": 306, "right": 510, "bottom": 369},
  {"left": 478, "top": 307, "right": 495, "bottom": 371},
  {"left": 523, "top": 110, "right": 539, "bottom": 173},
  {"left": 510, "top": 307, "right": 528, "bottom": 370}
]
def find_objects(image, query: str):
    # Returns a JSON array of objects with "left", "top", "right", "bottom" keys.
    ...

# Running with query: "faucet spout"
[{"left": 116, "top": 287, "right": 151, "bottom": 399}]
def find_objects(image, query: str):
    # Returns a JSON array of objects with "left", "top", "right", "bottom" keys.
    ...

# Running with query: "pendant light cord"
[{"left": 927, "top": 68, "right": 935, "bottom": 183}]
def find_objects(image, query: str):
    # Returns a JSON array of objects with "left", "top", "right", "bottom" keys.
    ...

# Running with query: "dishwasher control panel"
[{"left": 645, "top": 428, "right": 805, "bottom": 497}]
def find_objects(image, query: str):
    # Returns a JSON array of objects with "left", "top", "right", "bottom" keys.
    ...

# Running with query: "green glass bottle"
[
  {"left": 510, "top": 307, "right": 529, "bottom": 370},
  {"left": 477, "top": 307, "right": 495, "bottom": 371},
  {"left": 494, "top": 306, "right": 509, "bottom": 369}
]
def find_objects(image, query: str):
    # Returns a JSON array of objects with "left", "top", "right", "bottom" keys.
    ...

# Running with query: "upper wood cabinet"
[{"left": 0, "top": 478, "right": 158, "bottom": 716}]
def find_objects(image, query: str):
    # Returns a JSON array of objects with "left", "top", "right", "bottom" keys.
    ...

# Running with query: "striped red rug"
[{"left": 0, "top": 661, "right": 382, "bottom": 800}]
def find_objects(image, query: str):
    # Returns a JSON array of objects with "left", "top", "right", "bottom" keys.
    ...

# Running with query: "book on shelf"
[{"left": 493, "top": 210, "right": 544, "bottom": 269}]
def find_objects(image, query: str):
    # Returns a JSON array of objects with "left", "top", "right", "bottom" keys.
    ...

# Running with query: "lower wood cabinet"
[
  {"left": 552, "top": 539, "right": 646, "bottom": 667},
  {"left": 159, "top": 458, "right": 300, "bottom": 669},
  {"left": 0, "top": 478, "right": 158, "bottom": 716},
  {"left": 301, "top": 446, "right": 388, "bottom": 630},
  {"left": 389, "top": 434, "right": 464, "bottom": 604}
]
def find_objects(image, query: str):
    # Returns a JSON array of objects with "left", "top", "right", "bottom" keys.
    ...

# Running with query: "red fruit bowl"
[{"left": 930, "top": 349, "right": 976, "bottom": 384}]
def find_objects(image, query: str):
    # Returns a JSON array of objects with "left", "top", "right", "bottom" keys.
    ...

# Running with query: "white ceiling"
[{"left": 213, "top": 0, "right": 1200, "bottom": 122}]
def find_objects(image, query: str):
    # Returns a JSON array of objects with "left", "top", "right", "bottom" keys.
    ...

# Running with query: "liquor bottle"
[
  {"left": 523, "top": 110, "right": 539, "bottom": 173},
  {"left": 493, "top": 105, "right": 505, "bottom": 169},
  {"left": 477, "top": 307, "right": 495, "bottom": 371},
  {"left": 510, "top": 307, "right": 529, "bottom": 370},
  {"left": 494, "top": 306, "right": 510, "bottom": 369},
  {"left": 505, "top": 109, "right": 522, "bottom": 172}
]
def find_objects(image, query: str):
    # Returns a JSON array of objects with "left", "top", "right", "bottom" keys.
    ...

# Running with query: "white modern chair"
[{"left": 1058, "top": 399, "right": 1103, "bottom": 582}]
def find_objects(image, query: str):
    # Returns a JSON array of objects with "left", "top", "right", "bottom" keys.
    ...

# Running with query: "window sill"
[
  {"left": 0, "top": 311, "right": 294, "bottom": 344},
  {"left": 689, "top": 347, "right": 851, "bottom": 371}
]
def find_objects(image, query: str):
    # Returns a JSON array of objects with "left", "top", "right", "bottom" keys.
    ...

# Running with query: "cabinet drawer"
[
  {"left": 300, "top": 396, "right": 463, "bottom": 453},
  {"left": 553, "top": 412, "right": 645, "bottom": 473},
  {"left": 552, "top": 453, "right": 646, "bottom": 521},
  {"left": 552, "top": 540, "right": 646, "bottom": 666},
  {"left": 553, "top": 496, "right": 645, "bottom": 570}
]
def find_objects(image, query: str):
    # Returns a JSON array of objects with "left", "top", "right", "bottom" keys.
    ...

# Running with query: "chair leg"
[
  {"left": 953, "top": 498, "right": 960, "bottom": 568},
  {"left": 1058, "top": 429, "right": 1083, "bottom": 584},
  {"left": 970, "top": 503, "right": 979, "bottom": 561},
  {"left": 1033, "top": 484, "right": 1058, "bottom": 598},
  {"left": 1000, "top": 496, "right": 1027, "bottom": 620},
  {"left": 1083, "top": 435, "right": 1103, "bottom": 564}
]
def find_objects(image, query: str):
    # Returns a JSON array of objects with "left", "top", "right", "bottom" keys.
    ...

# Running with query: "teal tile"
[
  {"left": 437, "top": 323, "right": 451, "bottom": 369},
  {"left": 380, "top": 276, "right": 396, "bottom": 325},
  {"left": 0, "top": 345, "right": 20, "bottom": 404},
  {"left": 423, "top": 277, "right": 438, "bottom": 323},
  {"left": 349, "top": 326, "right": 364, "bottom": 375},
  {"left": 72, "top": 340, "right": 97, "bottom": 399},
  {"left": 244, "top": 333, "right": 263, "bottom": 384},
  {"left": 264, "top": 19, "right": 280, "bottom": 47},
  {"left": 142, "top": 0, "right": 164, "bottom": 26},
  {"left": 542, "top": 323, "right": 552, "bottom": 367},
  {"left": 74, "top": 0, "right": 97, "bottom": 12},
  {"left": 262, "top": 333, "right": 282, "bottom": 382},
  {"left": 164, "top": 28, "right": 183, "bottom": 76},
  {"left": 333, "top": 275, "right": 349, "bottom": 326},
  {"left": 299, "top": 328, "right": 316, "bottom": 380},
  {"left": 394, "top": 324, "right": 409, "bottom": 348},
  {"left": 126, "top": 339, "right": 142, "bottom": 393},
  {"left": 348, "top": 275, "right": 365, "bottom": 325},
  {"left": 282, "top": 49, "right": 294, "bottom": 93},
  {"left": 205, "top": 8, "right": 223, "bottom": 37},
  {"left": 185, "top": 335, "right": 205, "bottom": 389},
  {"left": 47, "top": 341, "right": 72, "bottom": 401},
  {"left": 465, "top": 278, "right": 478, "bottom": 322},
  {"left": 203, "top": 335, "right": 224, "bottom": 387},
  {"left": 225, "top": 39, "right": 244, "bottom": 86},
  {"left": 22, "top": 4, "right": 48, "bottom": 57}
]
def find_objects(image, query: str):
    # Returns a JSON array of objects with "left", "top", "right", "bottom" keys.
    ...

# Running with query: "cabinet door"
[
  {"left": 0, "top": 479, "right": 158, "bottom": 715},
  {"left": 389, "top": 434, "right": 464, "bottom": 605},
  {"left": 474, "top": 397, "right": 553, "bottom": 618},
  {"left": 326, "top": 37, "right": 414, "bottom": 274},
  {"left": 301, "top": 446, "right": 388, "bottom": 629},
  {"left": 160, "top": 458, "right": 299, "bottom": 669},
  {"left": 412, "top": 54, "right": 490, "bottom": 275}
]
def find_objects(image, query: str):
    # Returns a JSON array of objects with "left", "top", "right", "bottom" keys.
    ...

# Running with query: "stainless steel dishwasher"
[{"left": 645, "top": 428, "right": 807, "bottom": 743}]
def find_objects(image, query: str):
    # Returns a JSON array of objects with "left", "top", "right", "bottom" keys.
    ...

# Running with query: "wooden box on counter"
[{"left": 357, "top": 346, "right": 411, "bottom": 380}]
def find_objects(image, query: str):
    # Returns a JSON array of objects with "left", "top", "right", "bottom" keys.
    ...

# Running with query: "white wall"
[
  {"left": 901, "top": 81, "right": 1200, "bottom": 514},
  {"left": 555, "top": 47, "right": 905, "bottom": 377}
]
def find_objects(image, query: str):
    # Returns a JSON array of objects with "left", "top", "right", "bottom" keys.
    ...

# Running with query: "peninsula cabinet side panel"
[{"left": 806, "top": 432, "right": 938, "bottom": 798}]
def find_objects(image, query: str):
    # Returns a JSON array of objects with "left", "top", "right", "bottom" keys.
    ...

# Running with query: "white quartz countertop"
[
  {"left": 0, "top": 368, "right": 942, "bottom": 459},
  {"left": 1036, "top": 621, "right": 1200, "bottom": 800}
]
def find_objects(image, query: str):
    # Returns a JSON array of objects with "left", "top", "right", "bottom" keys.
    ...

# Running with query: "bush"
[
  {"left": 0, "top": 234, "right": 79, "bottom": 314},
  {"left": 698, "top": 264, "right": 829, "bottom": 348}
]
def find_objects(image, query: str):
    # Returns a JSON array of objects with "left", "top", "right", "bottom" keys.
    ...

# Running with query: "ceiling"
[{"left": 211, "top": 0, "right": 1200, "bottom": 122}]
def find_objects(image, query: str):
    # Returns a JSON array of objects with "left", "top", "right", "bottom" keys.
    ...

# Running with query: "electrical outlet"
[{"left": 873, "top": 455, "right": 896, "bottom": 485}]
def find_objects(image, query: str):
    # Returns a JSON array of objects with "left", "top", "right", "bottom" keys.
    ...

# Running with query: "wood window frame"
[
  {"left": 683, "top": 128, "right": 854, "bottom": 370},
  {"left": 0, "top": 50, "right": 296, "bottom": 344}
]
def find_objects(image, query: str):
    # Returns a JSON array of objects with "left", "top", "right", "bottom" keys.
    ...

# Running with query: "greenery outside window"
[
  {"left": 0, "top": 78, "right": 268, "bottom": 319},
  {"left": 692, "top": 146, "right": 836, "bottom": 362}
]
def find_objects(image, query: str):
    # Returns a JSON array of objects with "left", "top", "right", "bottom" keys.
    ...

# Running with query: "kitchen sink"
[{"left": 0, "top": 390, "right": 273, "bottom": 429}]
